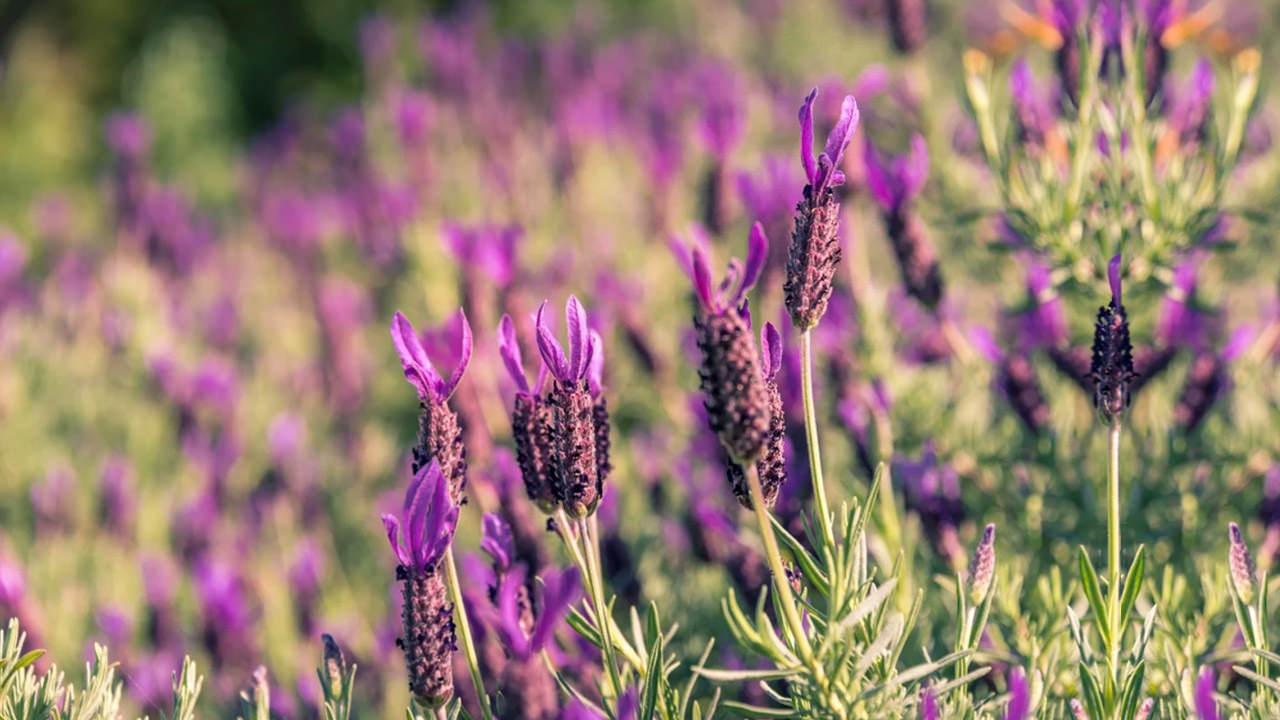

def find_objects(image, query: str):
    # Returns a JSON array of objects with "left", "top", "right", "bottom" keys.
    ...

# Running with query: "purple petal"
[
  {"left": 587, "top": 331, "right": 605, "bottom": 397},
  {"left": 498, "top": 314, "right": 530, "bottom": 393},
  {"left": 822, "top": 94, "right": 860, "bottom": 172},
  {"left": 1108, "top": 254, "right": 1123, "bottom": 305},
  {"left": 565, "top": 295, "right": 589, "bottom": 380},
  {"left": 1005, "top": 667, "right": 1030, "bottom": 720},
  {"left": 443, "top": 309, "right": 472, "bottom": 398},
  {"left": 1195, "top": 667, "right": 1219, "bottom": 720},
  {"left": 536, "top": 302, "right": 569, "bottom": 381},
  {"left": 739, "top": 222, "right": 768, "bottom": 299},
  {"left": 405, "top": 465, "right": 435, "bottom": 567},
  {"left": 529, "top": 566, "right": 581, "bottom": 653},
  {"left": 902, "top": 134, "right": 930, "bottom": 200},
  {"left": 419, "top": 461, "right": 456, "bottom": 568},
  {"left": 862, "top": 139, "right": 897, "bottom": 211},
  {"left": 798, "top": 88, "right": 818, "bottom": 184},
  {"left": 480, "top": 514, "right": 514, "bottom": 571},
  {"left": 616, "top": 687, "right": 638, "bottom": 720},
  {"left": 691, "top": 246, "right": 715, "bottom": 311},
  {"left": 920, "top": 686, "right": 939, "bottom": 720},
  {"left": 496, "top": 566, "right": 532, "bottom": 658},
  {"left": 390, "top": 312, "right": 443, "bottom": 401},
  {"left": 381, "top": 514, "right": 409, "bottom": 566},
  {"left": 761, "top": 322, "right": 782, "bottom": 379}
]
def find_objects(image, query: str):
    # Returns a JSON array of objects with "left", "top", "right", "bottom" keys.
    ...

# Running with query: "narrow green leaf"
[
  {"left": 693, "top": 667, "right": 802, "bottom": 682},
  {"left": 1078, "top": 666, "right": 1106, "bottom": 720},
  {"left": 1078, "top": 546, "right": 1111, "bottom": 647},
  {"left": 770, "top": 515, "right": 829, "bottom": 595},
  {"left": 716, "top": 700, "right": 796, "bottom": 718},
  {"left": 1119, "top": 545, "right": 1146, "bottom": 629}
]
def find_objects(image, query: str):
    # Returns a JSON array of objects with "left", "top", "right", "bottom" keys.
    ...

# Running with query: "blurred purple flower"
[
  {"left": 1006, "top": 666, "right": 1030, "bottom": 719},
  {"left": 495, "top": 565, "right": 580, "bottom": 660},
  {"left": 99, "top": 456, "right": 136, "bottom": 539},
  {"left": 1157, "top": 256, "right": 1217, "bottom": 351},
  {"left": 1195, "top": 666, "right": 1219, "bottom": 720},
  {"left": 442, "top": 223, "right": 522, "bottom": 288},
  {"left": 799, "top": 87, "right": 859, "bottom": 198},
  {"left": 864, "top": 133, "right": 928, "bottom": 215}
]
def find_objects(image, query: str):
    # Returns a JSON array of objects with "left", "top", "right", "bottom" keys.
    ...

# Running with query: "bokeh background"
[{"left": 1, "top": 0, "right": 1279, "bottom": 716}]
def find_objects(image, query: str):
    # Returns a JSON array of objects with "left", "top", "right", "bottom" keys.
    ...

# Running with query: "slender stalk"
[
  {"left": 1106, "top": 418, "right": 1122, "bottom": 681},
  {"left": 442, "top": 547, "right": 493, "bottom": 720},
  {"left": 745, "top": 463, "right": 814, "bottom": 662},
  {"left": 800, "top": 329, "right": 834, "bottom": 546},
  {"left": 582, "top": 515, "right": 625, "bottom": 700}
]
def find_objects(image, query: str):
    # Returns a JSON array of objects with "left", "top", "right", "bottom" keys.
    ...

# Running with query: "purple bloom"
[
  {"left": 442, "top": 223, "right": 522, "bottom": 288},
  {"left": 1157, "top": 257, "right": 1216, "bottom": 351},
  {"left": 381, "top": 460, "right": 460, "bottom": 573},
  {"left": 1009, "top": 60, "right": 1059, "bottom": 146},
  {"left": 390, "top": 310, "right": 472, "bottom": 404},
  {"left": 105, "top": 112, "right": 150, "bottom": 159},
  {"left": 920, "top": 685, "right": 939, "bottom": 719},
  {"left": 681, "top": 222, "right": 767, "bottom": 318},
  {"left": 99, "top": 456, "right": 136, "bottom": 538},
  {"left": 1195, "top": 666, "right": 1219, "bottom": 720},
  {"left": 864, "top": 133, "right": 929, "bottom": 215},
  {"left": 535, "top": 296, "right": 595, "bottom": 387},
  {"left": 1166, "top": 59, "right": 1214, "bottom": 144},
  {"left": 1090, "top": 255, "right": 1135, "bottom": 421},
  {"left": 495, "top": 564, "right": 580, "bottom": 660},
  {"left": 1005, "top": 666, "right": 1030, "bottom": 720},
  {"left": 799, "top": 88, "right": 860, "bottom": 198},
  {"left": 480, "top": 513, "right": 515, "bottom": 572},
  {"left": 696, "top": 62, "right": 746, "bottom": 161}
]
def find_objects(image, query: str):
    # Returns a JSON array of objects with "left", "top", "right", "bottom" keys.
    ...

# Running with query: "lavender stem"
[
  {"left": 442, "top": 546, "right": 493, "bottom": 720},
  {"left": 800, "top": 329, "right": 834, "bottom": 546}
]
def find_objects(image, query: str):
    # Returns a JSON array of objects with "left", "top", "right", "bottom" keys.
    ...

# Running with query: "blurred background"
[{"left": 0, "top": 0, "right": 1277, "bottom": 716}]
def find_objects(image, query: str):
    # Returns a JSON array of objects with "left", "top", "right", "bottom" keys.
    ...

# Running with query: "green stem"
[
  {"left": 443, "top": 547, "right": 493, "bottom": 720},
  {"left": 745, "top": 463, "right": 814, "bottom": 663},
  {"left": 582, "top": 515, "right": 625, "bottom": 699},
  {"left": 800, "top": 330, "right": 834, "bottom": 547},
  {"left": 1106, "top": 419, "right": 1122, "bottom": 682}
]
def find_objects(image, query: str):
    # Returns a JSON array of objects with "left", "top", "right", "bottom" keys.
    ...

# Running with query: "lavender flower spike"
[
  {"left": 919, "top": 685, "right": 939, "bottom": 719},
  {"left": 787, "top": 89, "right": 859, "bottom": 330},
  {"left": 1089, "top": 255, "right": 1135, "bottom": 422},
  {"left": 1194, "top": 666, "right": 1219, "bottom": 720},
  {"left": 499, "top": 314, "right": 556, "bottom": 512},
  {"left": 725, "top": 322, "right": 788, "bottom": 509},
  {"left": 536, "top": 296, "right": 607, "bottom": 518},
  {"left": 383, "top": 459, "right": 460, "bottom": 707},
  {"left": 1228, "top": 522, "right": 1257, "bottom": 604},
  {"left": 1005, "top": 667, "right": 1030, "bottom": 720},
  {"left": 390, "top": 310, "right": 471, "bottom": 503},
  {"left": 686, "top": 223, "right": 770, "bottom": 463},
  {"left": 967, "top": 524, "right": 996, "bottom": 605},
  {"left": 865, "top": 134, "right": 943, "bottom": 309}
]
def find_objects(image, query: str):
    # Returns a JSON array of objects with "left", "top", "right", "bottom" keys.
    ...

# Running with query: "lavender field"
[{"left": 0, "top": 0, "right": 1277, "bottom": 717}]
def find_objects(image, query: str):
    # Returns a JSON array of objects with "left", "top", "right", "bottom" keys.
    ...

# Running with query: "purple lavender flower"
[
  {"left": 1009, "top": 60, "right": 1060, "bottom": 149},
  {"left": 738, "top": 154, "right": 802, "bottom": 288},
  {"left": 1006, "top": 666, "right": 1030, "bottom": 720},
  {"left": 499, "top": 314, "right": 557, "bottom": 511},
  {"left": 865, "top": 134, "right": 943, "bottom": 309},
  {"left": 1007, "top": 258, "right": 1067, "bottom": 351},
  {"left": 724, "top": 323, "right": 788, "bottom": 509},
  {"left": 683, "top": 223, "right": 770, "bottom": 463},
  {"left": 886, "top": 0, "right": 928, "bottom": 53},
  {"left": 391, "top": 310, "right": 471, "bottom": 504},
  {"left": 535, "top": 296, "right": 610, "bottom": 518},
  {"left": 99, "top": 456, "right": 137, "bottom": 539},
  {"left": 1195, "top": 666, "right": 1219, "bottom": 720},
  {"left": 1090, "top": 255, "right": 1135, "bottom": 422},
  {"left": 442, "top": 223, "right": 522, "bottom": 289},
  {"left": 1157, "top": 257, "right": 1217, "bottom": 351},
  {"left": 382, "top": 459, "right": 460, "bottom": 707},
  {"left": 967, "top": 524, "right": 997, "bottom": 604},
  {"left": 1165, "top": 59, "right": 1214, "bottom": 147},
  {"left": 787, "top": 88, "right": 859, "bottom": 330},
  {"left": 495, "top": 565, "right": 580, "bottom": 660},
  {"left": 1228, "top": 522, "right": 1257, "bottom": 604},
  {"left": 920, "top": 685, "right": 939, "bottom": 719}
]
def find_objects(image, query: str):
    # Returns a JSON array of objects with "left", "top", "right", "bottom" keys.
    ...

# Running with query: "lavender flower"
[
  {"left": 1090, "top": 256, "right": 1135, "bottom": 422},
  {"left": 725, "top": 323, "right": 788, "bottom": 509},
  {"left": 1009, "top": 60, "right": 1059, "bottom": 150},
  {"left": 786, "top": 88, "right": 859, "bottom": 330},
  {"left": 382, "top": 460, "right": 460, "bottom": 707},
  {"left": 865, "top": 134, "right": 942, "bottom": 309},
  {"left": 1228, "top": 522, "right": 1257, "bottom": 604},
  {"left": 684, "top": 223, "right": 770, "bottom": 463},
  {"left": 534, "top": 297, "right": 610, "bottom": 518},
  {"left": 1174, "top": 351, "right": 1226, "bottom": 433},
  {"left": 1195, "top": 666, "right": 1219, "bottom": 720},
  {"left": 967, "top": 524, "right": 996, "bottom": 605},
  {"left": 1157, "top": 257, "right": 1216, "bottom": 352},
  {"left": 886, "top": 0, "right": 927, "bottom": 53},
  {"left": 98, "top": 456, "right": 136, "bottom": 539},
  {"left": 391, "top": 310, "right": 472, "bottom": 504},
  {"left": 919, "top": 685, "right": 939, "bottom": 719},
  {"left": 500, "top": 314, "right": 556, "bottom": 511},
  {"left": 1005, "top": 667, "right": 1030, "bottom": 720}
]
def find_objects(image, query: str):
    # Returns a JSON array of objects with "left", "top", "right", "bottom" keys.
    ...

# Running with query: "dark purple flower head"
[
  {"left": 799, "top": 88, "right": 860, "bottom": 197},
  {"left": 496, "top": 565, "right": 581, "bottom": 660},
  {"left": 381, "top": 460, "right": 460, "bottom": 573},
  {"left": 864, "top": 133, "right": 929, "bottom": 214},
  {"left": 391, "top": 310, "right": 472, "bottom": 404},
  {"left": 442, "top": 224, "right": 522, "bottom": 287},
  {"left": 1006, "top": 667, "right": 1030, "bottom": 720},
  {"left": 920, "top": 685, "right": 939, "bottom": 719},
  {"left": 1195, "top": 666, "right": 1219, "bottom": 720},
  {"left": 193, "top": 558, "right": 253, "bottom": 633},
  {"left": 1090, "top": 255, "right": 1135, "bottom": 421},
  {"left": 536, "top": 296, "right": 595, "bottom": 386},
  {"left": 680, "top": 222, "right": 768, "bottom": 317},
  {"left": 481, "top": 513, "right": 515, "bottom": 573}
]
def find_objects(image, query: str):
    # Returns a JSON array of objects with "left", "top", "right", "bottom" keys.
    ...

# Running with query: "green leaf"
[
  {"left": 1078, "top": 546, "right": 1111, "bottom": 648},
  {"left": 770, "top": 515, "right": 829, "bottom": 595},
  {"left": 693, "top": 667, "right": 802, "bottom": 682},
  {"left": 716, "top": 700, "right": 796, "bottom": 718},
  {"left": 1119, "top": 545, "right": 1146, "bottom": 630},
  {"left": 1078, "top": 665, "right": 1107, "bottom": 720},
  {"left": 1119, "top": 660, "right": 1145, "bottom": 720}
]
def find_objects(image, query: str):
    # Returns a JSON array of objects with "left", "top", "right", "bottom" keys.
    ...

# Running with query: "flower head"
[
  {"left": 1090, "top": 255, "right": 1135, "bottom": 422},
  {"left": 864, "top": 134, "right": 929, "bottom": 215},
  {"left": 920, "top": 685, "right": 939, "bottom": 720},
  {"left": 390, "top": 310, "right": 472, "bottom": 404},
  {"left": 1195, "top": 666, "right": 1219, "bottom": 720},
  {"left": 1228, "top": 522, "right": 1257, "bottom": 604},
  {"left": 1005, "top": 667, "right": 1030, "bottom": 720},
  {"left": 536, "top": 296, "right": 595, "bottom": 387},
  {"left": 681, "top": 223, "right": 767, "bottom": 319},
  {"left": 495, "top": 565, "right": 581, "bottom": 660},
  {"left": 481, "top": 512, "right": 515, "bottom": 573},
  {"left": 967, "top": 523, "right": 997, "bottom": 605},
  {"left": 381, "top": 460, "right": 460, "bottom": 574}
]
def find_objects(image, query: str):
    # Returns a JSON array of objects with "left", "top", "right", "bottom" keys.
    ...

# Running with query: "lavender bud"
[
  {"left": 886, "top": 212, "right": 944, "bottom": 310},
  {"left": 413, "top": 400, "right": 468, "bottom": 505},
  {"left": 997, "top": 353, "right": 1050, "bottom": 435},
  {"left": 1228, "top": 522, "right": 1257, "bottom": 605},
  {"left": 321, "top": 634, "right": 346, "bottom": 698},
  {"left": 1136, "top": 697, "right": 1154, "bottom": 720},
  {"left": 724, "top": 324, "right": 788, "bottom": 508},
  {"left": 885, "top": 0, "right": 927, "bottom": 54},
  {"left": 697, "top": 311, "right": 769, "bottom": 464},
  {"left": 1090, "top": 256, "right": 1135, "bottom": 422},
  {"left": 967, "top": 524, "right": 996, "bottom": 605},
  {"left": 512, "top": 394, "right": 556, "bottom": 511},
  {"left": 1070, "top": 698, "right": 1090, "bottom": 719},
  {"left": 1174, "top": 352, "right": 1225, "bottom": 433},
  {"left": 546, "top": 380, "right": 600, "bottom": 518}
]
